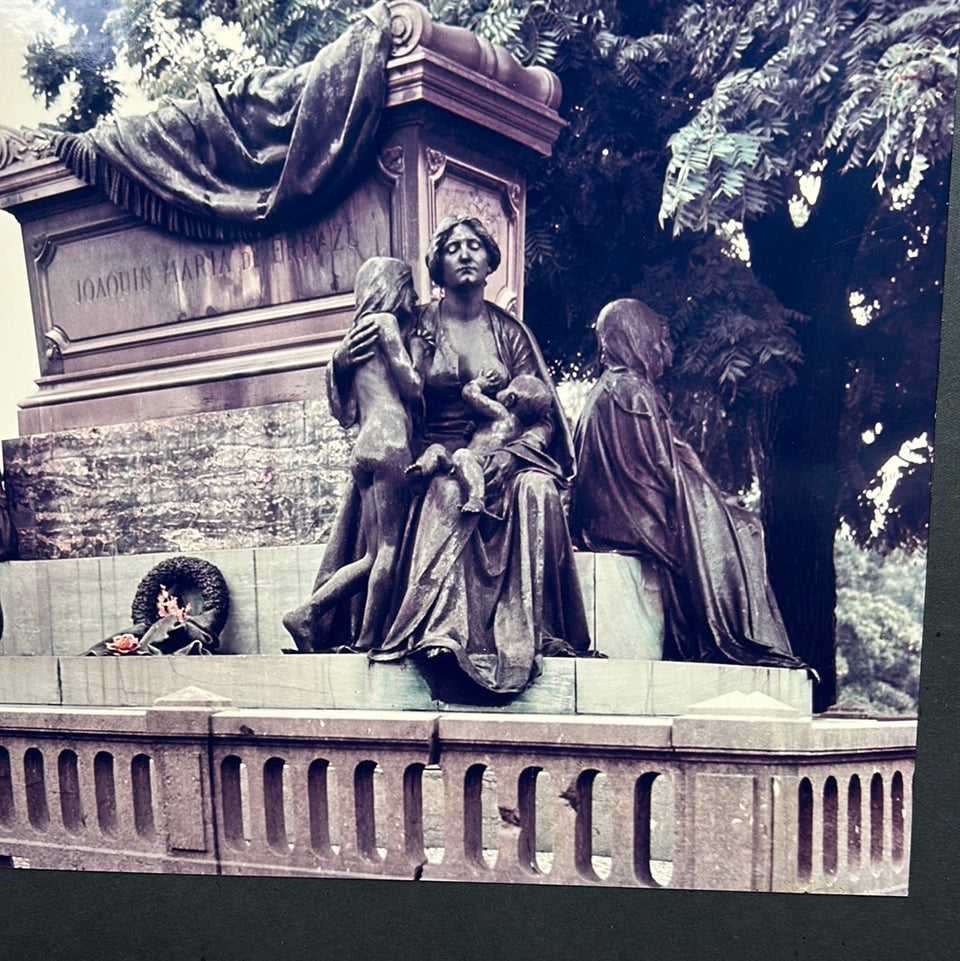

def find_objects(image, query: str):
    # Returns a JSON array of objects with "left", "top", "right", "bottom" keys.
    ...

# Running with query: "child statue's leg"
[
  {"left": 354, "top": 464, "right": 409, "bottom": 651},
  {"left": 451, "top": 448, "right": 486, "bottom": 513}
]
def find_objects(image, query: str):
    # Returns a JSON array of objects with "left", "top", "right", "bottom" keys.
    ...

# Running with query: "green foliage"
[
  {"left": 25, "top": 0, "right": 122, "bottom": 131},
  {"left": 629, "top": 234, "right": 804, "bottom": 493},
  {"left": 834, "top": 532, "right": 924, "bottom": 713},
  {"left": 656, "top": 0, "right": 958, "bottom": 234}
]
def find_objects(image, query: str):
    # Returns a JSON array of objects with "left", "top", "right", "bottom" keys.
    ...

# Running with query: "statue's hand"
[
  {"left": 474, "top": 367, "right": 505, "bottom": 394},
  {"left": 483, "top": 449, "right": 518, "bottom": 501},
  {"left": 334, "top": 317, "right": 379, "bottom": 371}
]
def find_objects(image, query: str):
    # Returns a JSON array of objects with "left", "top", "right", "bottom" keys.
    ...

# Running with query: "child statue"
[{"left": 406, "top": 370, "right": 554, "bottom": 514}]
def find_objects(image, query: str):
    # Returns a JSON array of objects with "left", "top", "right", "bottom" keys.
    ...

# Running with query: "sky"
[
  {"left": 0, "top": 1, "right": 156, "bottom": 442},
  {"left": 0, "top": 0, "right": 57, "bottom": 441}
]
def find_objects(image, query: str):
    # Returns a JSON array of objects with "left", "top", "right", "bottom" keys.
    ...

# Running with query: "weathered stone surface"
[
  {"left": 575, "top": 659, "right": 812, "bottom": 716},
  {"left": 593, "top": 552, "right": 664, "bottom": 659},
  {"left": 0, "top": 654, "right": 60, "bottom": 703},
  {"left": 57, "top": 654, "right": 438, "bottom": 711},
  {"left": 3, "top": 400, "right": 352, "bottom": 559},
  {"left": 44, "top": 185, "right": 390, "bottom": 337},
  {"left": 437, "top": 659, "right": 576, "bottom": 714}
]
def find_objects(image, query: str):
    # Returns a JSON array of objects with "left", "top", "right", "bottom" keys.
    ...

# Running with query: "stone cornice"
[{"left": 388, "top": 0, "right": 561, "bottom": 111}]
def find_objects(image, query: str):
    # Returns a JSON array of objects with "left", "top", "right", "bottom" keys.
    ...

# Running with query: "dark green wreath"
[{"left": 131, "top": 555, "right": 230, "bottom": 635}]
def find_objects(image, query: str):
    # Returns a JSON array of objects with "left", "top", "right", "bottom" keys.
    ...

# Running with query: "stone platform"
[
  {"left": 0, "top": 654, "right": 811, "bottom": 716},
  {"left": 0, "top": 545, "right": 810, "bottom": 714},
  {"left": 0, "top": 545, "right": 665, "bottom": 659}
]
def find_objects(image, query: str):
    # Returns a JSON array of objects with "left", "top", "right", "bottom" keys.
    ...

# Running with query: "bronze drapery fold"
[{"left": 52, "top": 3, "right": 393, "bottom": 241}]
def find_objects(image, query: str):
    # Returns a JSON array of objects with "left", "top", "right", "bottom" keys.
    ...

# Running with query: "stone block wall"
[
  {"left": 0, "top": 547, "right": 665, "bottom": 660},
  {"left": 2, "top": 400, "right": 352, "bottom": 559}
]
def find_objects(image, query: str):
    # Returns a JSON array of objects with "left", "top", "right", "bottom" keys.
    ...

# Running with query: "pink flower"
[{"left": 106, "top": 633, "right": 140, "bottom": 654}]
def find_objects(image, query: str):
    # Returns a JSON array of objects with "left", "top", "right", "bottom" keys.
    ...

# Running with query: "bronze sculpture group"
[
  {"left": 44, "top": 2, "right": 806, "bottom": 691},
  {"left": 283, "top": 217, "right": 807, "bottom": 693},
  {"left": 284, "top": 216, "right": 591, "bottom": 694}
]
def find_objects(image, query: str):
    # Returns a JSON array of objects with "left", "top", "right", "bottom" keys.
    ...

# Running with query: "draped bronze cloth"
[
  {"left": 52, "top": 3, "right": 393, "bottom": 241},
  {"left": 571, "top": 303, "right": 806, "bottom": 671},
  {"left": 314, "top": 301, "right": 591, "bottom": 694}
]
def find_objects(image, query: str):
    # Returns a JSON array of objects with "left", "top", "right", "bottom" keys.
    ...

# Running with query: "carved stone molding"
[
  {"left": 426, "top": 148, "right": 446, "bottom": 177},
  {"left": 0, "top": 126, "right": 55, "bottom": 170},
  {"left": 30, "top": 234, "right": 57, "bottom": 267},
  {"left": 378, "top": 145, "right": 404, "bottom": 177},
  {"left": 42, "top": 332, "right": 64, "bottom": 376},
  {"left": 387, "top": 0, "right": 561, "bottom": 111}
]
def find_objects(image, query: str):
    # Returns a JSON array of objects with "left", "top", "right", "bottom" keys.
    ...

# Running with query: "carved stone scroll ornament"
[
  {"left": 378, "top": 145, "right": 404, "bottom": 177},
  {"left": 426, "top": 148, "right": 446, "bottom": 177},
  {"left": 0, "top": 126, "right": 55, "bottom": 170},
  {"left": 388, "top": 0, "right": 561, "bottom": 109}
]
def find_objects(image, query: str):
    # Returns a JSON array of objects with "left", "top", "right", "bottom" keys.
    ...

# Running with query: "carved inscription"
[{"left": 43, "top": 182, "right": 392, "bottom": 341}]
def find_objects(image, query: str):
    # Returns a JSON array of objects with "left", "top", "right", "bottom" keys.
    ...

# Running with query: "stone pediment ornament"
[{"left": 0, "top": 125, "right": 55, "bottom": 171}]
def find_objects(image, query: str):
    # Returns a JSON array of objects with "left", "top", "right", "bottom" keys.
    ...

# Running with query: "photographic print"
[{"left": 0, "top": 0, "right": 954, "bottom": 900}]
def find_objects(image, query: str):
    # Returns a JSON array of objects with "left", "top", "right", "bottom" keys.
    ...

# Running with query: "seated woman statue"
[
  {"left": 569, "top": 298, "right": 808, "bottom": 671},
  {"left": 288, "top": 215, "right": 590, "bottom": 694}
]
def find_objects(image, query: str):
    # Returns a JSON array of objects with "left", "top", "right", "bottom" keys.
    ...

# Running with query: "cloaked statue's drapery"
[
  {"left": 571, "top": 301, "right": 807, "bottom": 672},
  {"left": 52, "top": 3, "right": 393, "bottom": 241}
]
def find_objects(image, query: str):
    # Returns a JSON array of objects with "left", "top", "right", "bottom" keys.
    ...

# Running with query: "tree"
[
  {"left": 834, "top": 533, "right": 924, "bottom": 713},
  {"left": 23, "top": 0, "right": 955, "bottom": 709}
]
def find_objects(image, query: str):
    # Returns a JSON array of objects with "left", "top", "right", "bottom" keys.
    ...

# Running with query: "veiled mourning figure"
[
  {"left": 284, "top": 257, "right": 420, "bottom": 652},
  {"left": 570, "top": 298, "right": 806, "bottom": 671},
  {"left": 289, "top": 216, "right": 590, "bottom": 694}
]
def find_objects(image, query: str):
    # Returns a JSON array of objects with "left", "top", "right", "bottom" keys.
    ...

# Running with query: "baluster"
[
  {"left": 112, "top": 748, "right": 140, "bottom": 850},
  {"left": 425, "top": 757, "right": 473, "bottom": 880},
  {"left": 605, "top": 766, "right": 642, "bottom": 887},
  {"left": 808, "top": 774, "right": 823, "bottom": 886},
  {"left": 546, "top": 758, "right": 584, "bottom": 884},
  {"left": 282, "top": 756, "right": 313, "bottom": 869},
  {"left": 333, "top": 752, "right": 377, "bottom": 871},
  {"left": 490, "top": 755, "right": 539, "bottom": 883},
  {"left": 836, "top": 771, "right": 850, "bottom": 883},
  {"left": 240, "top": 750, "right": 270, "bottom": 862},
  {"left": 882, "top": 765, "right": 895, "bottom": 882},
  {"left": 378, "top": 760, "right": 421, "bottom": 875}
]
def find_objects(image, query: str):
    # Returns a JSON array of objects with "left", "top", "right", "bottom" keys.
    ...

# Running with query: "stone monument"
[{"left": 0, "top": 0, "right": 562, "bottom": 561}]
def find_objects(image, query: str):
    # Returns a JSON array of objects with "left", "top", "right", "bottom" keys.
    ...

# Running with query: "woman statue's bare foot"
[{"left": 282, "top": 606, "right": 315, "bottom": 652}]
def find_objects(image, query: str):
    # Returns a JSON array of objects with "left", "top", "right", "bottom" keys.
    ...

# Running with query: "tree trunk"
[{"left": 745, "top": 168, "right": 876, "bottom": 711}]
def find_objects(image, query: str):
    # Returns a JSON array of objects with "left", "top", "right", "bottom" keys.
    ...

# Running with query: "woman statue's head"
[
  {"left": 425, "top": 215, "right": 502, "bottom": 289},
  {"left": 596, "top": 299, "right": 673, "bottom": 378},
  {"left": 354, "top": 257, "right": 417, "bottom": 323}
]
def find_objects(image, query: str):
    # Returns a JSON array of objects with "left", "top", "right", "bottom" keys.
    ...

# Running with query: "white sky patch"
[
  {"left": 849, "top": 289, "right": 880, "bottom": 326},
  {"left": 717, "top": 219, "right": 751, "bottom": 264},
  {"left": 789, "top": 159, "right": 827, "bottom": 227},
  {"left": 864, "top": 434, "right": 930, "bottom": 538}
]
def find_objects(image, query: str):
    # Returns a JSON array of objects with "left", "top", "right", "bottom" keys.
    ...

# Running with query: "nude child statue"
[{"left": 283, "top": 256, "right": 421, "bottom": 651}]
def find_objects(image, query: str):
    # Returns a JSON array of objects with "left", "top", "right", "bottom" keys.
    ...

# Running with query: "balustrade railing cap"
[
  {"left": 680, "top": 690, "right": 802, "bottom": 719},
  {"left": 151, "top": 686, "right": 234, "bottom": 710}
]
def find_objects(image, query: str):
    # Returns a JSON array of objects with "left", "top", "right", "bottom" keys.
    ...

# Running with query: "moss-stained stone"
[{"left": 2, "top": 400, "right": 352, "bottom": 559}]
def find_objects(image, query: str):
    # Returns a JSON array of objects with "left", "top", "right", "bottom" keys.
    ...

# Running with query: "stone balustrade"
[{"left": 0, "top": 690, "right": 913, "bottom": 893}]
